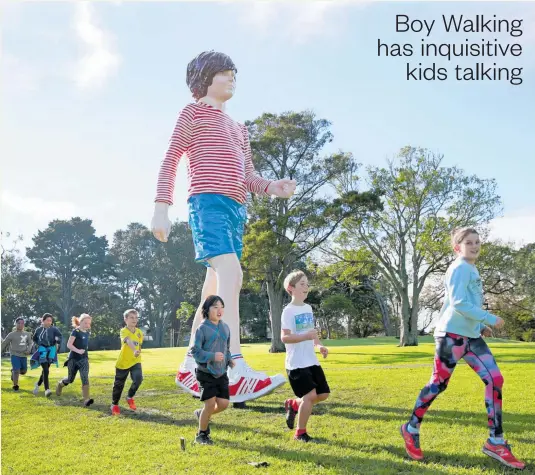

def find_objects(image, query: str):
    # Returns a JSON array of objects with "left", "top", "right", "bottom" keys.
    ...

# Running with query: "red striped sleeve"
[
  {"left": 155, "top": 104, "right": 196, "bottom": 205},
  {"left": 242, "top": 124, "right": 271, "bottom": 196},
  {"left": 154, "top": 102, "right": 273, "bottom": 206}
]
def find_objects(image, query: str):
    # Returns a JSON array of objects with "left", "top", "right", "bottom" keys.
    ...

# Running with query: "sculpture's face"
[{"left": 206, "top": 69, "right": 236, "bottom": 102}]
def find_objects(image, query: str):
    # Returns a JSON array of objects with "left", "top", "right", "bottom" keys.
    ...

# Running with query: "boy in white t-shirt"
[{"left": 281, "top": 270, "right": 330, "bottom": 442}]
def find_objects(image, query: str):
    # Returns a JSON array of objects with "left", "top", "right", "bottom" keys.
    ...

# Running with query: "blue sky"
[{"left": 3, "top": 1, "right": 535, "bottom": 252}]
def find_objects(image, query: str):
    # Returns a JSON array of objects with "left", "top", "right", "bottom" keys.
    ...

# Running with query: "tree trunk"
[
  {"left": 399, "top": 292, "right": 418, "bottom": 346},
  {"left": 267, "top": 279, "right": 286, "bottom": 353},
  {"left": 375, "top": 291, "right": 392, "bottom": 336}
]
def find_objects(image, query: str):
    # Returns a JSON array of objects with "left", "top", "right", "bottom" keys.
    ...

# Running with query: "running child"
[
  {"left": 31, "top": 313, "right": 62, "bottom": 397},
  {"left": 110, "top": 309, "right": 144, "bottom": 415},
  {"left": 1, "top": 317, "right": 33, "bottom": 391},
  {"left": 281, "top": 270, "right": 330, "bottom": 442},
  {"left": 56, "top": 314, "right": 94, "bottom": 407},
  {"left": 400, "top": 227, "right": 525, "bottom": 470},
  {"left": 190, "top": 295, "right": 234, "bottom": 445}
]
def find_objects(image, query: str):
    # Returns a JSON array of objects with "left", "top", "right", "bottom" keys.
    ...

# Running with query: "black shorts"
[
  {"left": 195, "top": 369, "right": 230, "bottom": 401},
  {"left": 287, "top": 365, "right": 330, "bottom": 398}
]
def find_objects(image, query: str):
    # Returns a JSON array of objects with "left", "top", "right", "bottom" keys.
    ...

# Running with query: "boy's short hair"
[
  {"left": 123, "top": 309, "right": 139, "bottom": 319},
  {"left": 283, "top": 270, "right": 307, "bottom": 295}
]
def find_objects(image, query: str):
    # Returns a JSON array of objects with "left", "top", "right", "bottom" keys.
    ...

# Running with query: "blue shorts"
[
  {"left": 188, "top": 193, "right": 247, "bottom": 268},
  {"left": 11, "top": 355, "right": 28, "bottom": 372}
]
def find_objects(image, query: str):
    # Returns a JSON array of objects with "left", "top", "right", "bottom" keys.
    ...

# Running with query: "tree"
[
  {"left": 242, "top": 111, "right": 382, "bottom": 352},
  {"left": 482, "top": 242, "right": 535, "bottom": 341},
  {"left": 314, "top": 247, "right": 394, "bottom": 336},
  {"left": 109, "top": 221, "right": 204, "bottom": 347},
  {"left": 175, "top": 302, "right": 196, "bottom": 347},
  {"left": 1, "top": 239, "right": 57, "bottom": 335},
  {"left": 26, "top": 218, "right": 109, "bottom": 328},
  {"left": 340, "top": 146, "right": 502, "bottom": 346}
]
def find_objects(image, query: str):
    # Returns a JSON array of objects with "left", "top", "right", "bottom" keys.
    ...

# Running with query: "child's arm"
[
  {"left": 190, "top": 327, "right": 215, "bottom": 363},
  {"left": 226, "top": 328, "right": 234, "bottom": 368},
  {"left": 1, "top": 333, "right": 12, "bottom": 353},
  {"left": 25, "top": 333, "right": 33, "bottom": 354},
  {"left": 281, "top": 328, "right": 318, "bottom": 344},
  {"left": 448, "top": 266, "right": 501, "bottom": 326},
  {"left": 54, "top": 328, "right": 62, "bottom": 349},
  {"left": 313, "top": 333, "right": 329, "bottom": 358},
  {"left": 66, "top": 335, "right": 85, "bottom": 355},
  {"left": 123, "top": 337, "right": 138, "bottom": 352}
]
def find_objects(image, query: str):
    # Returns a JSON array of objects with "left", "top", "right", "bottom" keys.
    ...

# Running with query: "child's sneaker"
[
  {"left": 294, "top": 432, "right": 312, "bottom": 442},
  {"left": 84, "top": 399, "right": 94, "bottom": 407},
  {"left": 284, "top": 399, "right": 297, "bottom": 429},
  {"left": 13, "top": 385, "right": 19, "bottom": 392},
  {"left": 400, "top": 423, "right": 424, "bottom": 461},
  {"left": 482, "top": 439, "right": 526, "bottom": 470},
  {"left": 56, "top": 381, "right": 64, "bottom": 396},
  {"left": 44, "top": 389, "right": 52, "bottom": 397},
  {"left": 195, "top": 431, "right": 213, "bottom": 445},
  {"left": 111, "top": 404, "right": 121, "bottom": 416},
  {"left": 126, "top": 397, "right": 137, "bottom": 411},
  {"left": 32, "top": 383, "right": 40, "bottom": 396}
]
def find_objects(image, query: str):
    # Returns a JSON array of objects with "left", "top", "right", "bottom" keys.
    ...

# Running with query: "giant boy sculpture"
[{"left": 151, "top": 51, "right": 296, "bottom": 402}]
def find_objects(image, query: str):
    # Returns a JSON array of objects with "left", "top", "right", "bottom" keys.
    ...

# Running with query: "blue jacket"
[{"left": 434, "top": 257, "right": 498, "bottom": 338}]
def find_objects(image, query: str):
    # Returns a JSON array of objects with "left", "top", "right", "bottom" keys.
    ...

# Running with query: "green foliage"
[
  {"left": 242, "top": 110, "right": 382, "bottom": 351},
  {"left": 341, "top": 146, "right": 503, "bottom": 346}
]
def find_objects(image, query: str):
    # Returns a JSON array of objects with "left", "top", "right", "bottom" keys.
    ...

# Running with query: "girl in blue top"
[{"left": 400, "top": 227, "right": 525, "bottom": 470}]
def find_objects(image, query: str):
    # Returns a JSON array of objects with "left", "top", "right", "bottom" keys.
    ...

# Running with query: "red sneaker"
[
  {"left": 483, "top": 440, "right": 526, "bottom": 470},
  {"left": 228, "top": 357, "right": 285, "bottom": 403},
  {"left": 175, "top": 354, "right": 200, "bottom": 397},
  {"left": 400, "top": 423, "right": 424, "bottom": 461},
  {"left": 111, "top": 404, "right": 120, "bottom": 416},
  {"left": 126, "top": 397, "right": 137, "bottom": 411}
]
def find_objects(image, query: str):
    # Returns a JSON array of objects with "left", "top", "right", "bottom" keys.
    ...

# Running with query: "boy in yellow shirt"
[{"left": 111, "top": 309, "right": 144, "bottom": 415}]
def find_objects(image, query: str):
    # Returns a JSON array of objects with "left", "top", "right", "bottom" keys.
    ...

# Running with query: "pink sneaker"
[
  {"left": 175, "top": 353, "right": 200, "bottom": 397},
  {"left": 228, "top": 356, "right": 285, "bottom": 403},
  {"left": 482, "top": 439, "right": 526, "bottom": 470}
]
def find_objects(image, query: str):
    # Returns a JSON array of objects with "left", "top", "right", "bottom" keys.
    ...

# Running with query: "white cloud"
[
  {"left": 489, "top": 208, "right": 535, "bottom": 248},
  {"left": 1, "top": 190, "right": 78, "bottom": 223},
  {"left": 71, "top": 2, "right": 120, "bottom": 90},
  {"left": 238, "top": 1, "right": 362, "bottom": 44}
]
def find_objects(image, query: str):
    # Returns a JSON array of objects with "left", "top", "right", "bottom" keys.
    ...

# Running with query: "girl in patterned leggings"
[
  {"left": 56, "top": 314, "right": 94, "bottom": 407},
  {"left": 400, "top": 227, "right": 525, "bottom": 470}
]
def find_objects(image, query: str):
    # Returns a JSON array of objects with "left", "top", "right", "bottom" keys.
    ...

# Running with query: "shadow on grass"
[
  {"left": 326, "top": 403, "right": 533, "bottom": 434},
  {"left": 211, "top": 437, "right": 486, "bottom": 475},
  {"left": 53, "top": 397, "right": 195, "bottom": 426}
]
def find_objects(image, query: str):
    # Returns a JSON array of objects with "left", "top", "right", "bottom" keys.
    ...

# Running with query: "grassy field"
[{"left": 2, "top": 337, "right": 534, "bottom": 475}]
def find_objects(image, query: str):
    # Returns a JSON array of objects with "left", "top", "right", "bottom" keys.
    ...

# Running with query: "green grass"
[{"left": 2, "top": 338, "right": 534, "bottom": 475}]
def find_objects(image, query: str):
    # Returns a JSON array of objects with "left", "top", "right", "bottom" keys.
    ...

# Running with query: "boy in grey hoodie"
[
  {"left": 1, "top": 317, "right": 33, "bottom": 391},
  {"left": 190, "top": 295, "right": 234, "bottom": 445}
]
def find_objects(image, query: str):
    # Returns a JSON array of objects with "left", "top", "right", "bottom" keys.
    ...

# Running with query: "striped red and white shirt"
[{"left": 155, "top": 102, "right": 272, "bottom": 205}]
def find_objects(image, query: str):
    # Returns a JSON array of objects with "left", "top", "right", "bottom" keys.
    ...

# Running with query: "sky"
[{"left": 2, "top": 1, "right": 535, "bottom": 254}]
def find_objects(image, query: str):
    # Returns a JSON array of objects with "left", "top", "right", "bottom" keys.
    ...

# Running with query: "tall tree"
[
  {"left": 242, "top": 111, "right": 382, "bottom": 352},
  {"left": 25, "top": 218, "right": 109, "bottom": 327},
  {"left": 1, "top": 239, "right": 57, "bottom": 335},
  {"left": 340, "top": 146, "right": 502, "bottom": 346},
  {"left": 109, "top": 221, "right": 204, "bottom": 346}
]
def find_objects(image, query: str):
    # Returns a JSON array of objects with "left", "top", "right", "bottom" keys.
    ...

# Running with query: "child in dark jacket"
[{"left": 190, "top": 295, "right": 234, "bottom": 445}]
